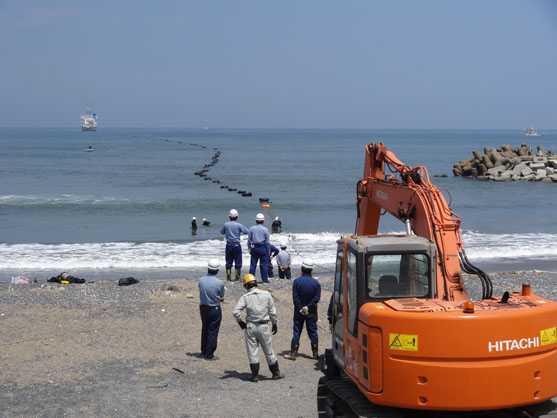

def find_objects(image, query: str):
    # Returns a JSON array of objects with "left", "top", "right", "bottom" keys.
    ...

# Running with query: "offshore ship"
[
  {"left": 525, "top": 126, "right": 544, "bottom": 136},
  {"left": 81, "top": 108, "right": 98, "bottom": 131}
]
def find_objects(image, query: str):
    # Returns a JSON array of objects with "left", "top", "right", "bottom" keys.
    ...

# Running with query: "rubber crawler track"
[{"left": 317, "top": 376, "right": 557, "bottom": 418}]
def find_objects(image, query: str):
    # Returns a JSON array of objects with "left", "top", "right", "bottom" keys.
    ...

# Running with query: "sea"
[{"left": 1, "top": 128, "right": 556, "bottom": 282}]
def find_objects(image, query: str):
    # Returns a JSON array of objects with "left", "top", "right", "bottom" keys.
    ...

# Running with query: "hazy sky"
[{"left": 1, "top": 1, "right": 556, "bottom": 129}]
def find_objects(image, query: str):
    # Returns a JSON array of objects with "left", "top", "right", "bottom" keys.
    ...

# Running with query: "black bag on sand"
[
  {"left": 118, "top": 277, "right": 139, "bottom": 286},
  {"left": 47, "top": 272, "right": 86, "bottom": 284}
]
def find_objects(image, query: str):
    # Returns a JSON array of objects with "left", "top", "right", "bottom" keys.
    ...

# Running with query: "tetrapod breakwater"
[{"left": 453, "top": 143, "right": 557, "bottom": 182}]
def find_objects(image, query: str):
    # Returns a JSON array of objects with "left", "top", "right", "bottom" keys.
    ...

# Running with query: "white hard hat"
[
  {"left": 208, "top": 258, "right": 220, "bottom": 270},
  {"left": 255, "top": 213, "right": 265, "bottom": 221},
  {"left": 203, "top": 218, "right": 206, "bottom": 221},
  {"left": 192, "top": 217, "right": 196, "bottom": 220},
  {"left": 229, "top": 209, "right": 238, "bottom": 217},
  {"left": 280, "top": 240, "right": 287, "bottom": 249},
  {"left": 302, "top": 258, "right": 314, "bottom": 269},
  {"left": 275, "top": 217, "right": 279, "bottom": 220}
]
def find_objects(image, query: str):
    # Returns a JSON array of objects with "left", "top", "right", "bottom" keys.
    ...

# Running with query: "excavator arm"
[{"left": 355, "top": 142, "right": 491, "bottom": 301}]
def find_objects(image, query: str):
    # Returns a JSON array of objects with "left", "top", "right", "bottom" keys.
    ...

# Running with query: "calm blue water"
[{"left": 1, "top": 128, "right": 556, "bottom": 279}]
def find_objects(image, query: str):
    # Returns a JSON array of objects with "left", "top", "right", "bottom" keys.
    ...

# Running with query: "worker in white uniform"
[{"left": 232, "top": 274, "right": 285, "bottom": 382}]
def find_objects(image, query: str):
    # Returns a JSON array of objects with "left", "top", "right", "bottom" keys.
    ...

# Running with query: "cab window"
[
  {"left": 366, "top": 253, "right": 430, "bottom": 299},
  {"left": 346, "top": 249, "right": 358, "bottom": 336},
  {"left": 332, "top": 249, "right": 344, "bottom": 337}
]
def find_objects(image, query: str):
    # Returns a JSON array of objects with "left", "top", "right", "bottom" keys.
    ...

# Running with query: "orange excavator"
[{"left": 318, "top": 143, "right": 557, "bottom": 417}]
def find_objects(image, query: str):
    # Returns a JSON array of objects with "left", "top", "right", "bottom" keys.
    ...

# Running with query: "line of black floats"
[{"left": 192, "top": 144, "right": 253, "bottom": 197}]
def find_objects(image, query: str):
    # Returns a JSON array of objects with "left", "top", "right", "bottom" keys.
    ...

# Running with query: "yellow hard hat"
[{"left": 242, "top": 274, "right": 256, "bottom": 286}]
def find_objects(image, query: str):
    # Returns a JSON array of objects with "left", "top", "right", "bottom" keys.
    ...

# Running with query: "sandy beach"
[
  {"left": 1, "top": 276, "right": 334, "bottom": 418},
  {"left": 1, "top": 271, "right": 556, "bottom": 418}
]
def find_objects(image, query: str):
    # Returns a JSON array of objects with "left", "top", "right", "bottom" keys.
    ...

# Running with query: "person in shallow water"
[
  {"left": 220, "top": 209, "right": 249, "bottom": 281},
  {"left": 271, "top": 217, "right": 282, "bottom": 233},
  {"left": 202, "top": 218, "right": 211, "bottom": 226},
  {"left": 248, "top": 213, "right": 271, "bottom": 283}
]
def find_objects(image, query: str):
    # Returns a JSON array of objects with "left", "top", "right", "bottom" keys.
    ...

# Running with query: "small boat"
[
  {"left": 525, "top": 126, "right": 544, "bottom": 136},
  {"left": 84, "top": 146, "right": 93, "bottom": 152}
]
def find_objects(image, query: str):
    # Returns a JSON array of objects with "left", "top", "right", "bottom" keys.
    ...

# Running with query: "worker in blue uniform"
[
  {"left": 267, "top": 243, "right": 280, "bottom": 279},
  {"left": 198, "top": 259, "right": 225, "bottom": 360},
  {"left": 276, "top": 241, "right": 292, "bottom": 279},
  {"left": 248, "top": 213, "right": 271, "bottom": 283},
  {"left": 220, "top": 209, "right": 249, "bottom": 281},
  {"left": 284, "top": 258, "right": 321, "bottom": 361}
]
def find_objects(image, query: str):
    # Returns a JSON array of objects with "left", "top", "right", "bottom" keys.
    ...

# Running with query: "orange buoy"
[{"left": 261, "top": 204, "right": 270, "bottom": 208}]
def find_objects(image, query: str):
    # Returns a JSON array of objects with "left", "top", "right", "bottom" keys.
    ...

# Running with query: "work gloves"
[
  {"left": 238, "top": 320, "right": 247, "bottom": 330},
  {"left": 272, "top": 323, "right": 277, "bottom": 335},
  {"left": 300, "top": 306, "right": 309, "bottom": 316}
]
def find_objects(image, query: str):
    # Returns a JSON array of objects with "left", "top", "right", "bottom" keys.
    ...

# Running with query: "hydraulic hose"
[{"left": 459, "top": 250, "right": 493, "bottom": 299}]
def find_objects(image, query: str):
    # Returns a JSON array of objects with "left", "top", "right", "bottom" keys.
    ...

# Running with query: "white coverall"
[{"left": 232, "top": 287, "right": 278, "bottom": 365}]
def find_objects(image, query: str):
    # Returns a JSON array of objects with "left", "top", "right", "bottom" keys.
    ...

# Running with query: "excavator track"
[{"left": 317, "top": 376, "right": 557, "bottom": 418}]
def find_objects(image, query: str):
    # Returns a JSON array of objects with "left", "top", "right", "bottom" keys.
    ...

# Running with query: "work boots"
[
  {"left": 284, "top": 342, "right": 299, "bottom": 361},
  {"left": 234, "top": 268, "right": 241, "bottom": 282},
  {"left": 269, "top": 361, "right": 285, "bottom": 380},
  {"left": 311, "top": 342, "right": 319, "bottom": 359},
  {"left": 226, "top": 269, "right": 232, "bottom": 281},
  {"left": 249, "top": 363, "right": 260, "bottom": 382}
]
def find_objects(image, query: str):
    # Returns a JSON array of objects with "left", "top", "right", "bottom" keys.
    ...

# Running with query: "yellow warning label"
[
  {"left": 540, "top": 327, "right": 557, "bottom": 346},
  {"left": 389, "top": 333, "right": 418, "bottom": 351}
]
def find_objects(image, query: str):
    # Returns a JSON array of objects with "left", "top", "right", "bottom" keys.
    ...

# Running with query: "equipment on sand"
[{"left": 318, "top": 142, "right": 557, "bottom": 417}]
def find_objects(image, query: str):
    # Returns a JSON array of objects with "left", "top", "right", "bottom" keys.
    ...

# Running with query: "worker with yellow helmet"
[{"left": 232, "top": 274, "right": 285, "bottom": 382}]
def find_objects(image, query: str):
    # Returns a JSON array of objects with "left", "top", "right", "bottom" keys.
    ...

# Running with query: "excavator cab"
[{"left": 329, "top": 234, "right": 436, "bottom": 375}]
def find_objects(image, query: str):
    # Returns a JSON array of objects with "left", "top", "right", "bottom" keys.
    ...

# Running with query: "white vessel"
[
  {"left": 525, "top": 126, "right": 544, "bottom": 136},
  {"left": 81, "top": 109, "right": 97, "bottom": 131}
]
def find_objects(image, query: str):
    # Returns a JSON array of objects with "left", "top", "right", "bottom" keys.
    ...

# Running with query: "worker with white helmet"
[
  {"left": 276, "top": 241, "right": 291, "bottom": 279},
  {"left": 191, "top": 217, "right": 198, "bottom": 234},
  {"left": 220, "top": 209, "right": 249, "bottom": 281},
  {"left": 271, "top": 216, "right": 282, "bottom": 233},
  {"left": 284, "top": 257, "right": 321, "bottom": 361},
  {"left": 232, "top": 274, "right": 285, "bottom": 382},
  {"left": 198, "top": 259, "right": 225, "bottom": 360},
  {"left": 247, "top": 213, "right": 271, "bottom": 283}
]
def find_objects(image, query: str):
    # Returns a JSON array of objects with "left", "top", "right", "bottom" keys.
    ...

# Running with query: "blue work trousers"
[
  {"left": 268, "top": 256, "right": 275, "bottom": 278},
  {"left": 292, "top": 310, "right": 318, "bottom": 345},
  {"left": 225, "top": 242, "right": 242, "bottom": 269},
  {"left": 249, "top": 246, "right": 269, "bottom": 283},
  {"left": 278, "top": 266, "right": 291, "bottom": 279},
  {"left": 200, "top": 305, "right": 222, "bottom": 358}
]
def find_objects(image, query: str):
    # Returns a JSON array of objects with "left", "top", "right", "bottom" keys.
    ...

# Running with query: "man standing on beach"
[
  {"left": 233, "top": 274, "right": 284, "bottom": 382},
  {"left": 248, "top": 213, "right": 271, "bottom": 283},
  {"left": 276, "top": 241, "right": 291, "bottom": 279},
  {"left": 267, "top": 243, "right": 280, "bottom": 279},
  {"left": 220, "top": 209, "right": 249, "bottom": 281},
  {"left": 198, "top": 259, "right": 225, "bottom": 360},
  {"left": 284, "top": 258, "right": 321, "bottom": 361}
]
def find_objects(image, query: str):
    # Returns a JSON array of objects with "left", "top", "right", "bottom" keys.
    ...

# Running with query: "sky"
[{"left": 0, "top": 0, "right": 556, "bottom": 129}]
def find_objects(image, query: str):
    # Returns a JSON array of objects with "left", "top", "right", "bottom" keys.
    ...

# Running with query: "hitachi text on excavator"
[{"left": 318, "top": 142, "right": 557, "bottom": 417}]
